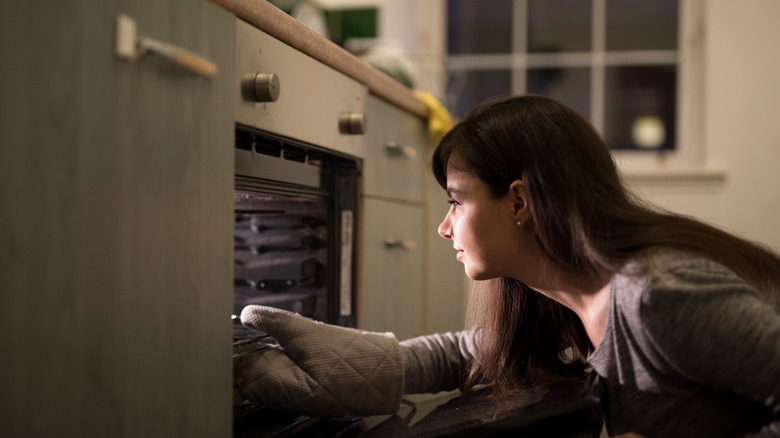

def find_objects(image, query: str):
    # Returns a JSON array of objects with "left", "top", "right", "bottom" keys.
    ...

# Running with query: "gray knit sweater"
[{"left": 400, "top": 250, "right": 780, "bottom": 437}]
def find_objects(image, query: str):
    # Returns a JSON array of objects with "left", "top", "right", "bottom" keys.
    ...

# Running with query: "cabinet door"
[
  {"left": 0, "top": 1, "right": 234, "bottom": 437},
  {"left": 360, "top": 198, "right": 424, "bottom": 341},
  {"left": 363, "top": 95, "right": 426, "bottom": 202},
  {"left": 425, "top": 181, "right": 469, "bottom": 334}
]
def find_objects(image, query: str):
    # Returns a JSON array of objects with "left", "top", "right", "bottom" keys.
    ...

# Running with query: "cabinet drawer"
[
  {"left": 235, "top": 19, "right": 367, "bottom": 159},
  {"left": 360, "top": 198, "right": 423, "bottom": 340},
  {"left": 363, "top": 95, "right": 426, "bottom": 202}
]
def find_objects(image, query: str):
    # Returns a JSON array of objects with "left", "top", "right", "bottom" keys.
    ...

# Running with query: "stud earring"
[{"left": 516, "top": 220, "right": 524, "bottom": 228}]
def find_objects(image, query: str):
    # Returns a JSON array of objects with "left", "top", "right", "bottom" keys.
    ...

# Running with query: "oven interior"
[
  {"left": 232, "top": 125, "right": 359, "bottom": 336},
  {"left": 233, "top": 190, "right": 329, "bottom": 337}
]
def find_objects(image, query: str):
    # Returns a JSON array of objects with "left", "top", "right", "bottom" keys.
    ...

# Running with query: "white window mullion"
[
  {"left": 512, "top": 0, "right": 528, "bottom": 94},
  {"left": 447, "top": 54, "right": 514, "bottom": 70},
  {"left": 603, "top": 50, "right": 678, "bottom": 65},
  {"left": 676, "top": 0, "right": 705, "bottom": 165},
  {"left": 591, "top": 0, "right": 607, "bottom": 132},
  {"left": 526, "top": 52, "right": 595, "bottom": 68}
]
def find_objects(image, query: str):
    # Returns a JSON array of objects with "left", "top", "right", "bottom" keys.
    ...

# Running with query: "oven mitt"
[{"left": 234, "top": 305, "right": 404, "bottom": 418}]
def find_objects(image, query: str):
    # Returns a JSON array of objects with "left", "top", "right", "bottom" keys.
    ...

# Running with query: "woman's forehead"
[
  {"left": 445, "top": 151, "right": 468, "bottom": 173},
  {"left": 445, "top": 162, "right": 481, "bottom": 193}
]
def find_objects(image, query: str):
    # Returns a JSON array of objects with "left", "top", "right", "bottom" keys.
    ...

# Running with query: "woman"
[
  {"left": 423, "top": 94, "right": 780, "bottom": 437},
  {"left": 235, "top": 95, "right": 780, "bottom": 437}
]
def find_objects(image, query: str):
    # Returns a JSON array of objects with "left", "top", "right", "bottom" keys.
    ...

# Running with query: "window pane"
[
  {"left": 528, "top": 0, "right": 592, "bottom": 53},
  {"left": 448, "top": 0, "right": 513, "bottom": 54},
  {"left": 527, "top": 67, "right": 591, "bottom": 120},
  {"left": 604, "top": 65, "right": 677, "bottom": 150},
  {"left": 447, "top": 69, "right": 512, "bottom": 119},
  {"left": 606, "top": 0, "right": 678, "bottom": 51}
]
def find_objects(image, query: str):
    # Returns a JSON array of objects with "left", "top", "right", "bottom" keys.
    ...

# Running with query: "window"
[{"left": 446, "top": 0, "right": 704, "bottom": 169}]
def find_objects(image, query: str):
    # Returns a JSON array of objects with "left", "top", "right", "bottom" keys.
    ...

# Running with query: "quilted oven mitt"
[{"left": 234, "top": 305, "right": 405, "bottom": 418}]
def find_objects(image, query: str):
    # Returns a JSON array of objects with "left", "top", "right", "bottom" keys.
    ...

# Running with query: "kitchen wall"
[{"left": 626, "top": 0, "right": 780, "bottom": 252}]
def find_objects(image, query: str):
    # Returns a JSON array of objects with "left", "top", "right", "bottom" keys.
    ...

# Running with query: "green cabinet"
[{"left": 0, "top": 1, "right": 234, "bottom": 436}]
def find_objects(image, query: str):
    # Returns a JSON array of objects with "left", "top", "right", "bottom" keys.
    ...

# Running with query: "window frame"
[{"left": 445, "top": 0, "right": 712, "bottom": 176}]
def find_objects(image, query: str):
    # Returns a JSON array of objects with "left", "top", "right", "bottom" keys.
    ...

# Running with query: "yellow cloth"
[{"left": 413, "top": 90, "right": 454, "bottom": 144}]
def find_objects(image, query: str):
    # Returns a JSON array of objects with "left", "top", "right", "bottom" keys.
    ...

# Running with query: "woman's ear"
[{"left": 508, "top": 180, "right": 528, "bottom": 219}]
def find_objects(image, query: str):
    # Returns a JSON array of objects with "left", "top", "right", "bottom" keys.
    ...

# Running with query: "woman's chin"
[{"left": 464, "top": 267, "right": 495, "bottom": 281}]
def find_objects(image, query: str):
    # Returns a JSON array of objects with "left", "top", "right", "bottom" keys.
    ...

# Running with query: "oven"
[
  {"left": 231, "top": 17, "right": 367, "bottom": 333},
  {"left": 233, "top": 126, "right": 358, "bottom": 330},
  {"left": 232, "top": 126, "right": 360, "bottom": 333},
  {"left": 231, "top": 18, "right": 368, "bottom": 435}
]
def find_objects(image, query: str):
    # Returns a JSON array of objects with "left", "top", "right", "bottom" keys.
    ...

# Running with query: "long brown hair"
[{"left": 432, "top": 94, "right": 780, "bottom": 394}]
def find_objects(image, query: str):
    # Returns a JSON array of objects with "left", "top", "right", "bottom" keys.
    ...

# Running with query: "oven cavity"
[
  {"left": 233, "top": 126, "right": 359, "bottom": 341},
  {"left": 233, "top": 191, "right": 329, "bottom": 338}
]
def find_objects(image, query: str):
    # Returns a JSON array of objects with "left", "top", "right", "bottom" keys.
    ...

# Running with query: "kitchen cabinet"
[
  {"left": 424, "top": 153, "right": 470, "bottom": 335},
  {"left": 360, "top": 95, "right": 426, "bottom": 340},
  {"left": 360, "top": 91, "right": 469, "bottom": 339},
  {"left": 360, "top": 94, "right": 466, "bottom": 340},
  {"left": 359, "top": 95, "right": 468, "bottom": 339},
  {"left": 361, "top": 197, "right": 425, "bottom": 341},
  {"left": 0, "top": 1, "right": 234, "bottom": 437},
  {"left": 362, "top": 97, "right": 425, "bottom": 202}
]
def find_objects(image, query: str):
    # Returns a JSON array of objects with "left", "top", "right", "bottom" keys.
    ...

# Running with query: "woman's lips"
[{"left": 455, "top": 249, "right": 464, "bottom": 260}]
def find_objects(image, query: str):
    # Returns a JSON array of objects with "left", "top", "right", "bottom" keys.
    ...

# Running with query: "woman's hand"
[{"left": 234, "top": 305, "right": 405, "bottom": 417}]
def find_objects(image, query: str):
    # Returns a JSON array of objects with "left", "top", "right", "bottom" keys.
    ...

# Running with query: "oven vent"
[
  {"left": 255, "top": 136, "right": 283, "bottom": 157},
  {"left": 235, "top": 128, "right": 253, "bottom": 151},
  {"left": 237, "top": 125, "right": 344, "bottom": 170},
  {"left": 282, "top": 144, "right": 306, "bottom": 163}
]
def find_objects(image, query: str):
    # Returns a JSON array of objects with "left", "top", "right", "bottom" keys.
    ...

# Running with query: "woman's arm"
[{"left": 400, "top": 327, "right": 480, "bottom": 394}]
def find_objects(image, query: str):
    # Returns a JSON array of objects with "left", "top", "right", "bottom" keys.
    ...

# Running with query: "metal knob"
[
  {"left": 339, "top": 112, "right": 366, "bottom": 135},
  {"left": 241, "top": 72, "right": 280, "bottom": 102}
]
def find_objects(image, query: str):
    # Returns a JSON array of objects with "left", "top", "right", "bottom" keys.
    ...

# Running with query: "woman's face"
[{"left": 437, "top": 155, "right": 521, "bottom": 281}]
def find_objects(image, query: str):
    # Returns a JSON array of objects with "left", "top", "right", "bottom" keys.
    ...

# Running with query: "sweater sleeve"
[
  {"left": 640, "top": 261, "right": 780, "bottom": 437},
  {"left": 399, "top": 327, "right": 480, "bottom": 394}
]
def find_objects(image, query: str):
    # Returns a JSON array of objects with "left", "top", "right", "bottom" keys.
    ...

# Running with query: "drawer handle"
[
  {"left": 385, "top": 142, "right": 417, "bottom": 159},
  {"left": 384, "top": 238, "right": 417, "bottom": 250},
  {"left": 115, "top": 14, "right": 218, "bottom": 77}
]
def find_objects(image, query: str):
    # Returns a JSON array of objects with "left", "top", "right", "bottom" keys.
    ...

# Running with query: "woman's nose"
[{"left": 438, "top": 215, "right": 452, "bottom": 239}]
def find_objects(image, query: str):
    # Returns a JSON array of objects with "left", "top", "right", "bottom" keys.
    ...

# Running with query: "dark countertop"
[{"left": 208, "top": 0, "right": 429, "bottom": 120}]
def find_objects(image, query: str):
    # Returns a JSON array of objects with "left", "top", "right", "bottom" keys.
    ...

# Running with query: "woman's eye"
[{"left": 447, "top": 199, "right": 460, "bottom": 207}]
